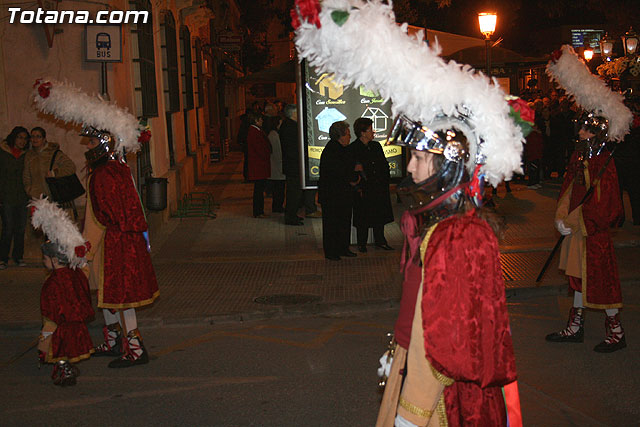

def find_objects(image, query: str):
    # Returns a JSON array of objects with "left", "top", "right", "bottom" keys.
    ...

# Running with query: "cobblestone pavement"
[{"left": 1, "top": 152, "right": 640, "bottom": 329}]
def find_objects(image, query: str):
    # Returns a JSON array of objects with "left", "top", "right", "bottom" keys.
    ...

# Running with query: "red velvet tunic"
[
  {"left": 559, "top": 150, "right": 623, "bottom": 308},
  {"left": 40, "top": 267, "right": 94, "bottom": 362},
  {"left": 89, "top": 160, "right": 159, "bottom": 308},
  {"left": 421, "top": 214, "right": 517, "bottom": 425}
]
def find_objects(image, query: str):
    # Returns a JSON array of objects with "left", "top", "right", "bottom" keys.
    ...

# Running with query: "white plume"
[
  {"left": 29, "top": 197, "right": 87, "bottom": 269},
  {"left": 32, "top": 78, "right": 143, "bottom": 154},
  {"left": 293, "top": 0, "right": 525, "bottom": 185},
  {"left": 546, "top": 45, "right": 632, "bottom": 142}
]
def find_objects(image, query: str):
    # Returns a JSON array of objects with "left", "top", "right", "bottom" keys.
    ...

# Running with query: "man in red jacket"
[{"left": 246, "top": 111, "right": 272, "bottom": 218}]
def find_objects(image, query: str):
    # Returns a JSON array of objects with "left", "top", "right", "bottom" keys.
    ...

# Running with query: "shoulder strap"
[{"left": 49, "top": 150, "right": 60, "bottom": 171}]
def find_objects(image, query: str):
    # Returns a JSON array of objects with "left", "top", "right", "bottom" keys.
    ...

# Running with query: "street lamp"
[
  {"left": 478, "top": 12, "right": 497, "bottom": 77},
  {"left": 600, "top": 33, "right": 614, "bottom": 60},
  {"left": 583, "top": 48, "right": 594, "bottom": 62},
  {"left": 621, "top": 27, "right": 638, "bottom": 56}
]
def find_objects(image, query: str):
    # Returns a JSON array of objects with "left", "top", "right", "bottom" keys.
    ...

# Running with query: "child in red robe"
[{"left": 31, "top": 197, "right": 94, "bottom": 386}]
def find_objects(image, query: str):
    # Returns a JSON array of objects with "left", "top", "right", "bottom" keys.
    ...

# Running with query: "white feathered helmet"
[
  {"left": 546, "top": 45, "right": 633, "bottom": 143},
  {"left": 32, "top": 78, "right": 147, "bottom": 156},
  {"left": 29, "top": 197, "right": 90, "bottom": 269},
  {"left": 291, "top": 0, "right": 534, "bottom": 192}
]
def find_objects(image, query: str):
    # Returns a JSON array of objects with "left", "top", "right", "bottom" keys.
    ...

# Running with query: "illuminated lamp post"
[
  {"left": 478, "top": 12, "right": 497, "bottom": 77},
  {"left": 621, "top": 27, "right": 638, "bottom": 56},
  {"left": 583, "top": 48, "right": 594, "bottom": 62},
  {"left": 600, "top": 33, "right": 614, "bottom": 61}
]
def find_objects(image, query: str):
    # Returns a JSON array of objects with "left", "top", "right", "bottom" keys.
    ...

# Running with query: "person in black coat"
[
  {"left": 349, "top": 118, "right": 394, "bottom": 252},
  {"left": 279, "top": 104, "right": 305, "bottom": 226},
  {"left": 319, "top": 121, "right": 359, "bottom": 261}
]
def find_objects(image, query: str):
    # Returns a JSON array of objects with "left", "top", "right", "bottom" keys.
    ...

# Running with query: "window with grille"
[
  {"left": 161, "top": 11, "right": 180, "bottom": 113},
  {"left": 129, "top": 0, "right": 158, "bottom": 118},
  {"left": 194, "top": 38, "right": 204, "bottom": 108},
  {"left": 180, "top": 26, "right": 194, "bottom": 111}
]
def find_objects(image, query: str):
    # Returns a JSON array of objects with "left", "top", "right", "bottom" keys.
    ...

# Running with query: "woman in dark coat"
[
  {"left": 0, "top": 126, "right": 30, "bottom": 269},
  {"left": 319, "top": 121, "right": 358, "bottom": 261},
  {"left": 350, "top": 118, "right": 394, "bottom": 252}
]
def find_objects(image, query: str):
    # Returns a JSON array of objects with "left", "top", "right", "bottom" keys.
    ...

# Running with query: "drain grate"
[{"left": 254, "top": 294, "right": 322, "bottom": 305}]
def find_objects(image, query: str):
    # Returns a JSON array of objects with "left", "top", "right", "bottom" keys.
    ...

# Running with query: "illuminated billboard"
[{"left": 298, "top": 60, "right": 404, "bottom": 188}]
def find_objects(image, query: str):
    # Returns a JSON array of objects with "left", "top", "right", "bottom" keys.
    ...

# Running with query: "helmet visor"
[{"left": 387, "top": 116, "right": 445, "bottom": 154}]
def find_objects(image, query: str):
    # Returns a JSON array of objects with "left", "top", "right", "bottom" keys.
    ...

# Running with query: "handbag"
[{"left": 45, "top": 150, "right": 86, "bottom": 203}]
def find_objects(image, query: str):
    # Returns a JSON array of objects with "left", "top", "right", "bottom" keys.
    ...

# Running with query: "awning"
[{"left": 447, "top": 45, "right": 548, "bottom": 67}]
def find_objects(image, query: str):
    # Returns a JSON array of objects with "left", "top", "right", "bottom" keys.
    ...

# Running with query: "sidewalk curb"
[{"left": 2, "top": 279, "right": 638, "bottom": 333}]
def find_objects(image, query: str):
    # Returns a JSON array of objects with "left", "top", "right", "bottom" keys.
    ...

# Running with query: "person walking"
[
  {"left": 292, "top": 2, "right": 526, "bottom": 424},
  {"left": 545, "top": 45, "right": 633, "bottom": 353},
  {"left": 30, "top": 197, "right": 94, "bottom": 387},
  {"left": 247, "top": 111, "right": 272, "bottom": 218},
  {"left": 0, "top": 126, "right": 30, "bottom": 269},
  {"left": 23, "top": 127, "right": 76, "bottom": 200},
  {"left": 349, "top": 117, "right": 394, "bottom": 252},
  {"left": 33, "top": 78, "right": 159, "bottom": 368},
  {"left": 318, "top": 121, "right": 359, "bottom": 261}
]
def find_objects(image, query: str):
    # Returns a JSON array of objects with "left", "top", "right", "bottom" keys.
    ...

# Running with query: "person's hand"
[
  {"left": 555, "top": 219, "right": 573, "bottom": 236},
  {"left": 46, "top": 170, "right": 55, "bottom": 177}
]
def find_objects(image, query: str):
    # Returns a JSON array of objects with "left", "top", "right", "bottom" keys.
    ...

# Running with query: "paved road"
[{"left": 1, "top": 285, "right": 639, "bottom": 426}]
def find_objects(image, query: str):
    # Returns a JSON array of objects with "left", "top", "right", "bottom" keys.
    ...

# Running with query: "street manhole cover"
[{"left": 254, "top": 294, "right": 322, "bottom": 305}]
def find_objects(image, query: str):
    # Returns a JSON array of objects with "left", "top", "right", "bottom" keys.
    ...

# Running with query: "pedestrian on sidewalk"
[
  {"left": 30, "top": 197, "right": 94, "bottom": 387},
  {"left": 349, "top": 117, "right": 393, "bottom": 252},
  {"left": 545, "top": 45, "right": 632, "bottom": 353},
  {"left": 280, "top": 104, "right": 305, "bottom": 226},
  {"left": 23, "top": 127, "right": 76, "bottom": 200},
  {"left": 247, "top": 111, "right": 272, "bottom": 218},
  {"left": 291, "top": 2, "right": 528, "bottom": 424},
  {"left": 0, "top": 126, "right": 30, "bottom": 269},
  {"left": 32, "top": 78, "right": 159, "bottom": 368},
  {"left": 525, "top": 123, "right": 544, "bottom": 189},
  {"left": 265, "top": 115, "right": 285, "bottom": 214},
  {"left": 318, "top": 121, "right": 359, "bottom": 261}
]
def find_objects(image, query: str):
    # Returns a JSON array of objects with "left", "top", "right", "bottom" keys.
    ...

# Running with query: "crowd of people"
[
  {"left": 0, "top": 126, "right": 76, "bottom": 270},
  {"left": 237, "top": 100, "right": 396, "bottom": 261}
]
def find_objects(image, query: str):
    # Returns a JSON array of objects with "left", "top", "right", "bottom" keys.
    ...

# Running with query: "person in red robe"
[
  {"left": 30, "top": 197, "right": 94, "bottom": 386},
  {"left": 376, "top": 116, "right": 521, "bottom": 427},
  {"left": 546, "top": 113, "right": 626, "bottom": 352},
  {"left": 82, "top": 128, "right": 159, "bottom": 368}
]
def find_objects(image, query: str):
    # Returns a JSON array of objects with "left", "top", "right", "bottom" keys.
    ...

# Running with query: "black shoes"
[
  {"left": 325, "top": 255, "right": 341, "bottom": 261},
  {"left": 285, "top": 219, "right": 304, "bottom": 226},
  {"left": 545, "top": 328, "right": 584, "bottom": 343},
  {"left": 342, "top": 250, "right": 357, "bottom": 258},
  {"left": 358, "top": 245, "right": 367, "bottom": 253},
  {"left": 375, "top": 244, "right": 394, "bottom": 251},
  {"left": 594, "top": 335, "right": 627, "bottom": 353}
]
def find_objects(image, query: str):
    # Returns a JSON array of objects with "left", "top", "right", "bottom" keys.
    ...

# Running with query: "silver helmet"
[
  {"left": 574, "top": 111, "right": 609, "bottom": 158},
  {"left": 389, "top": 115, "right": 474, "bottom": 222},
  {"left": 80, "top": 126, "right": 114, "bottom": 166}
]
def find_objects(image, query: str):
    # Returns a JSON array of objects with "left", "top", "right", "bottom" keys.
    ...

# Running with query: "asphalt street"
[{"left": 1, "top": 284, "right": 639, "bottom": 426}]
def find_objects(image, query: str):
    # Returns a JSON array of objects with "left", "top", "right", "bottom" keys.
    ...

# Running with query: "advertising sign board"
[{"left": 300, "top": 60, "right": 404, "bottom": 188}]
